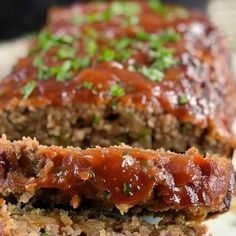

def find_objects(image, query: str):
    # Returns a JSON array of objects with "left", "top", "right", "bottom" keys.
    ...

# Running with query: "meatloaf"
[{"left": 0, "top": 1, "right": 235, "bottom": 156}]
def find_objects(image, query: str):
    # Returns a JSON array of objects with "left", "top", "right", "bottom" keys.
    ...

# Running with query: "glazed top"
[
  {"left": 0, "top": 1, "right": 235, "bottom": 137},
  {"left": 0, "top": 137, "right": 234, "bottom": 217}
]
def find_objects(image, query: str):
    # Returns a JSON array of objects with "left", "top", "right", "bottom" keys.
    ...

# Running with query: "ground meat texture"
[
  {"left": 0, "top": 136, "right": 234, "bottom": 222},
  {"left": 0, "top": 1, "right": 235, "bottom": 156},
  {"left": 0, "top": 201, "right": 209, "bottom": 236}
]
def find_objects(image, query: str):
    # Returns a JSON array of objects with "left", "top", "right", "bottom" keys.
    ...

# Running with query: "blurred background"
[
  {"left": 0, "top": 0, "right": 235, "bottom": 50},
  {"left": 0, "top": 0, "right": 208, "bottom": 40}
]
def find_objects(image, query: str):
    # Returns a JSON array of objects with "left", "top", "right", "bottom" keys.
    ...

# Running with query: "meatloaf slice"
[
  {"left": 0, "top": 1, "right": 235, "bottom": 156},
  {"left": 0, "top": 135, "right": 234, "bottom": 223},
  {"left": 0, "top": 200, "right": 209, "bottom": 236}
]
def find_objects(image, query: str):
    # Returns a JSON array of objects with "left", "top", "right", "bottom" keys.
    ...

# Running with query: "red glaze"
[
  {"left": 0, "top": 137, "right": 234, "bottom": 214},
  {"left": 0, "top": 1, "right": 235, "bottom": 142}
]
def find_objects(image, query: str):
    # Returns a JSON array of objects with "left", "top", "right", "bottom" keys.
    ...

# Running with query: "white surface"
[
  {"left": 0, "top": 38, "right": 29, "bottom": 79},
  {"left": 0, "top": 38, "right": 236, "bottom": 236}
]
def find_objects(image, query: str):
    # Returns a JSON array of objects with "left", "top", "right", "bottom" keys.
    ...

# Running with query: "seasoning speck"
[{"left": 21, "top": 81, "right": 37, "bottom": 100}]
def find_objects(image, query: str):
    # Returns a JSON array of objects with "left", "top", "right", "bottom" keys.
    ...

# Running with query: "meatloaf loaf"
[
  {"left": 0, "top": 135, "right": 234, "bottom": 235},
  {"left": 0, "top": 1, "right": 235, "bottom": 156}
]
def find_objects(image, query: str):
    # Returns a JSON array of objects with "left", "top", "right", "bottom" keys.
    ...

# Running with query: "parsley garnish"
[
  {"left": 86, "top": 40, "right": 98, "bottom": 56},
  {"left": 57, "top": 48, "right": 76, "bottom": 59},
  {"left": 110, "top": 85, "right": 125, "bottom": 97},
  {"left": 72, "top": 57, "right": 90, "bottom": 71},
  {"left": 178, "top": 94, "right": 188, "bottom": 105},
  {"left": 38, "top": 32, "right": 74, "bottom": 51},
  {"left": 140, "top": 66, "right": 164, "bottom": 82},
  {"left": 123, "top": 182, "right": 132, "bottom": 196},
  {"left": 21, "top": 81, "right": 36, "bottom": 99},
  {"left": 99, "top": 48, "right": 116, "bottom": 62},
  {"left": 102, "top": 191, "right": 111, "bottom": 200},
  {"left": 72, "top": 2, "right": 140, "bottom": 26},
  {"left": 41, "top": 233, "right": 49, "bottom": 236},
  {"left": 81, "top": 81, "right": 93, "bottom": 90},
  {"left": 50, "top": 60, "right": 73, "bottom": 82},
  {"left": 148, "top": 0, "right": 169, "bottom": 15},
  {"left": 116, "top": 38, "right": 132, "bottom": 50},
  {"left": 92, "top": 114, "right": 101, "bottom": 125}
]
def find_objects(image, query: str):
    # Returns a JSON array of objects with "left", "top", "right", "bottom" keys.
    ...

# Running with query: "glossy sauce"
[{"left": 0, "top": 143, "right": 234, "bottom": 213}]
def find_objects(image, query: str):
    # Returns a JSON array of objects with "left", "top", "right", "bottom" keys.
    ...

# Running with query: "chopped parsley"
[
  {"left": 57, "top": 48, "right": 76, "bottom": 59},
  {"left": 139, "top": 127, "right": 151, "bottom": 140},
  {"left": 72, "top": 57, "right": 90, "bottom": 71},
  {"left": 110, "top": 85, "right": 125, "bottom": 97},
  {"left": 123, "top": 182, "right": 132, "bottom": 196},
  {"left": 136, "top": 31, "right": 151, "bottom": 41},
  {"left": 139, "top": 66, "right": 164, "bottom": 82},
  {"left": 21, "top": 81, "right": 36, "bottom": 99},
  {"left": 86, "top": 40, "right": 98, "bottom": 56},
  {"left": 110, "top": 2, "right": 141, "bottom": 16},
  {"left": 38, "top": 32, "right": 74, "bottom": 51},
  {"left": 40, "top": 233, "right": 49, "bottom": 236},
  {"left": 116, "top": 38, "right": 132, "bottom": 50},
  {"left": 72, "top": 2, "right": 140, "bottom": 26},
  {"left": 99, "top": 48, "right": 116, "bottom": 62},
  {"left": 102, "top": 191, "right": 111, "bottom": 200},
  {"left": 148, "top": 0, "right": 169, "bottom": 15},
  {"left": 178, "top": 94, "right": 188, "bottom": 105},
  {"left": 140, "top": 160, "right": 149, "bottom": 168},
  {"left": 92, "top": 114, "right": 101, "bottom": 125},
  {"left": 82, "top": 81, "right": 93, "bottom": 90}
]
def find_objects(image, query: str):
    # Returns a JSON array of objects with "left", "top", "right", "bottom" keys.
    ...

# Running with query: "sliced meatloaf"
[
  {"left": 0, "top": 200, "right": 209, "bottom": 236},
  {"left": 0, "top": 1, "right": 235, "bottom": 156},
  {"left": 0, "top": 136, "right": 234, "bottom": 223}
]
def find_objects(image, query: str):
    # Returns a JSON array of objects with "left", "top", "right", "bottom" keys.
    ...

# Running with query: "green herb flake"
[
  {"left": 158, "top": 28, "right": 181, "bottom": 43},
  {"left": 57, "top": 48, "right": 76, "bottom": 59},
  {"left": 123, "top": 182, "right": 132, "bottom": 196},
  {"left": 148, "top": 0, "right": 169, "bottom": 15},
  {"left": 116, "top": 38, "right": 132, "bottom": 50},
  {"left": 139, "top": 127, "right": 151, "bottom": 140},
  {"left": 178, "top": 94, "right": 188, "bottom": 105},
  {"left": 110, "top": 84, "right": 125, "bottom": 97},
  {"left": 99, "top": 48, "right": 116, "bottom": 62},
  {"left": 21, "top": 81, "right": 37, "bottom": 100},
  {"left": 112, "top": 2, "right": 141, "bottom": 16},
  {"left": 102, "top": 191, "right": 111, "bottom": 200},
  {"left": 136, "top": 31, "right": 151, "bottom": 41},
  {"left": 61, "top": 60, "right": 72, "bottom": 71},
  {"left": 71, "top": 16, "right": 86, "bottom": 25},
  {"left": 140, "top": 160, "right": 149, "bottom": 168},
  {"left": 92, "top": 114, "right": 101, "bottom": 125},
  {"left": 140, "top": 66, "right": 164, "bottom": 82},
  {"left": 82, "top": 81, "right": 93, "bottom": 90},
  {"left": 56, "top": 71, "right": 72, "bottom": 83},
  {"left": 87, "top": 40, "right": 98, "bottom": 56},
  {"left": 59, "top": 35, "right": 74, "bottom": 44},
  {"left": 72, "top": 57, "right": 90, "bottom": 71},
  {"left": 33, "top": 56, "right": 43, "bottom": 67},
  {"left": 41, "top": 233, "right": 50, "bottom": 236}
]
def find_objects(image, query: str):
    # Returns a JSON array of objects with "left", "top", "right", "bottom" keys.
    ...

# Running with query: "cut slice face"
[
  {"left": 0, "top": 200, "right": 209, "bottom": 236},
  {"left": 0, "top": 135, "right": 234, "bottom": 223}
]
